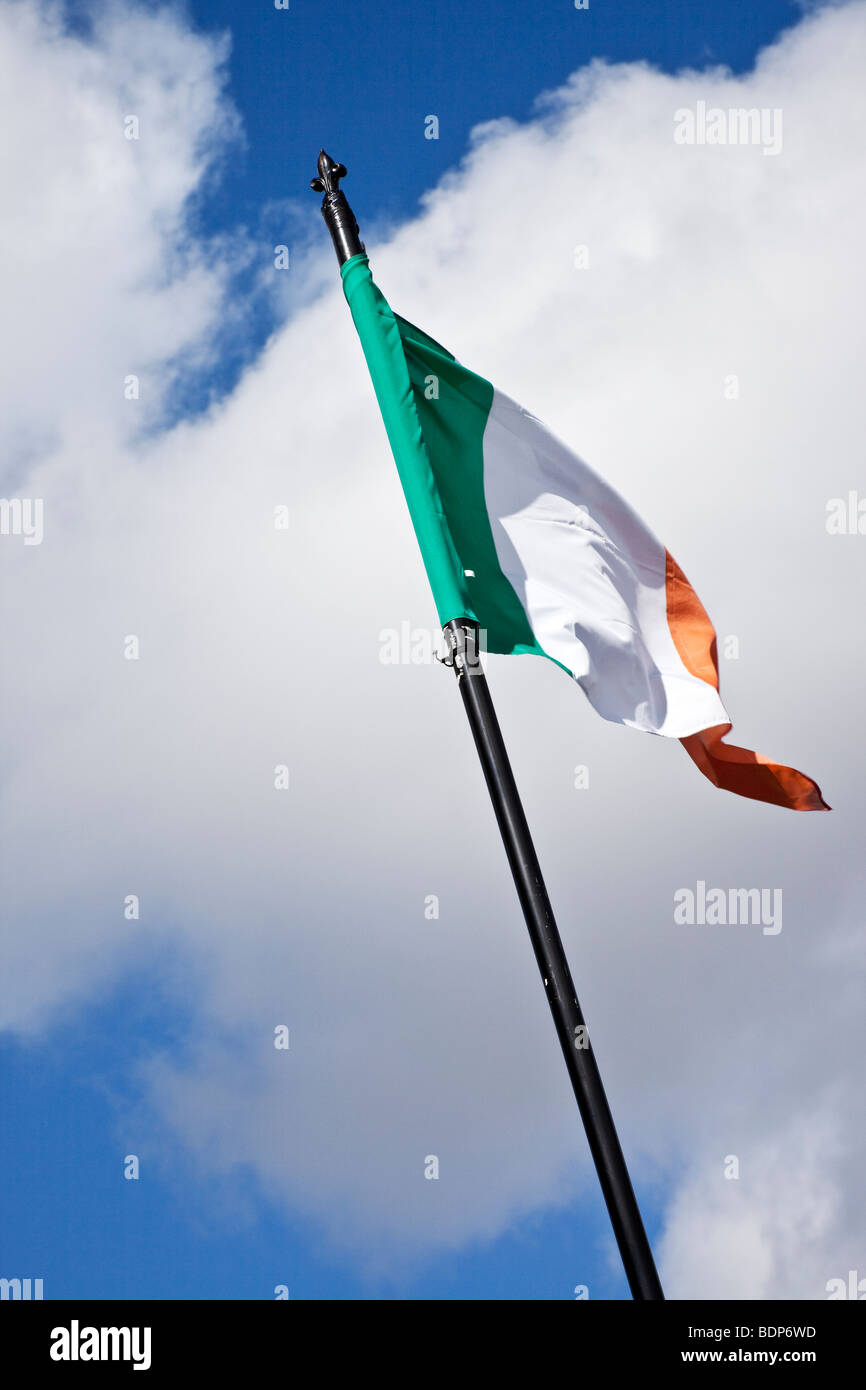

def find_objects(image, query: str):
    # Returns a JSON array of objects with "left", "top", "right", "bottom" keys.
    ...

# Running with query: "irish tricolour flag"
[{"left": 342, "top": 253, "right": 827, "bottom": 812}]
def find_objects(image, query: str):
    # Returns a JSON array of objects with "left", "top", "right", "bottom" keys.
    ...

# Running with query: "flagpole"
[
  {"left": 312, "top": 150, "right": 664, "bottom": 1301},
  {"left": 442, "top": 620, "right": 664, "bottom": 1300}
]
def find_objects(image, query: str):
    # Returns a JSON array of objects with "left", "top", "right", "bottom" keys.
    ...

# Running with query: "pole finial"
[
  {"left": 310, "top": 149, "right": 347, "bottom": 195},
  {"left": 310, "top": 149, "right": 364, "bottom": 265}
]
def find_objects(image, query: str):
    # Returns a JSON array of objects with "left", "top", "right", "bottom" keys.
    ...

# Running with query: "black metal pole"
[
  {"left": 443, "top": 621, "right": 663, "bottom": 1301},
  {"left": 313, "top": 150, "right": 664, "bottom": 1301}
]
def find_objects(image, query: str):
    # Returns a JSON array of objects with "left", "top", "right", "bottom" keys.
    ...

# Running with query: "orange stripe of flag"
[{"left": 664, "top": 551, "right": 829, "bottom": 811}]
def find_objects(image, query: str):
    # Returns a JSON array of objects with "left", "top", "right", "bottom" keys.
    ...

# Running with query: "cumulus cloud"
[
  {"left": 2, "top": 0, "right": 865, "bottom": 1292},
  {"left": 658, "top": 1101, "right": 856, "bottom": 1299}
]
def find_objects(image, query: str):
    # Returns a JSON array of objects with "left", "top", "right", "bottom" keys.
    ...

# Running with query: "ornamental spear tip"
[{"left": 310, "top": 149, "right": 364, "bottom": 265}]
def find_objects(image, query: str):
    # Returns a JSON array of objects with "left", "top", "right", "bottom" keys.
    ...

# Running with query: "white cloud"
[
  {"left": 659, "top": 1101, "right": 852, "bottom": 1299},
  {"left": 2, "top": 0, "right": 865, "bottom": 1291}
]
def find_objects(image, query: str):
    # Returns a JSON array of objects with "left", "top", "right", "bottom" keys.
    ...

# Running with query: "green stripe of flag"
[{"left": 341, "top": 252, "right": 541, "bottom": 654}]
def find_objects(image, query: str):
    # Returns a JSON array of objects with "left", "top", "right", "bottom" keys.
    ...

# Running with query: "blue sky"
[
  {"left": 184, "top": 0, "right": 798, "bottom": 230},
  {"left": 67, "top": 0, "right": 803, "bottom": 420},
  {"left": 3, "top": 0, "right": 855, "bottom": 1302},
  {"left": 1, "top": 980, "right": 639, "bottom": 1299}
]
